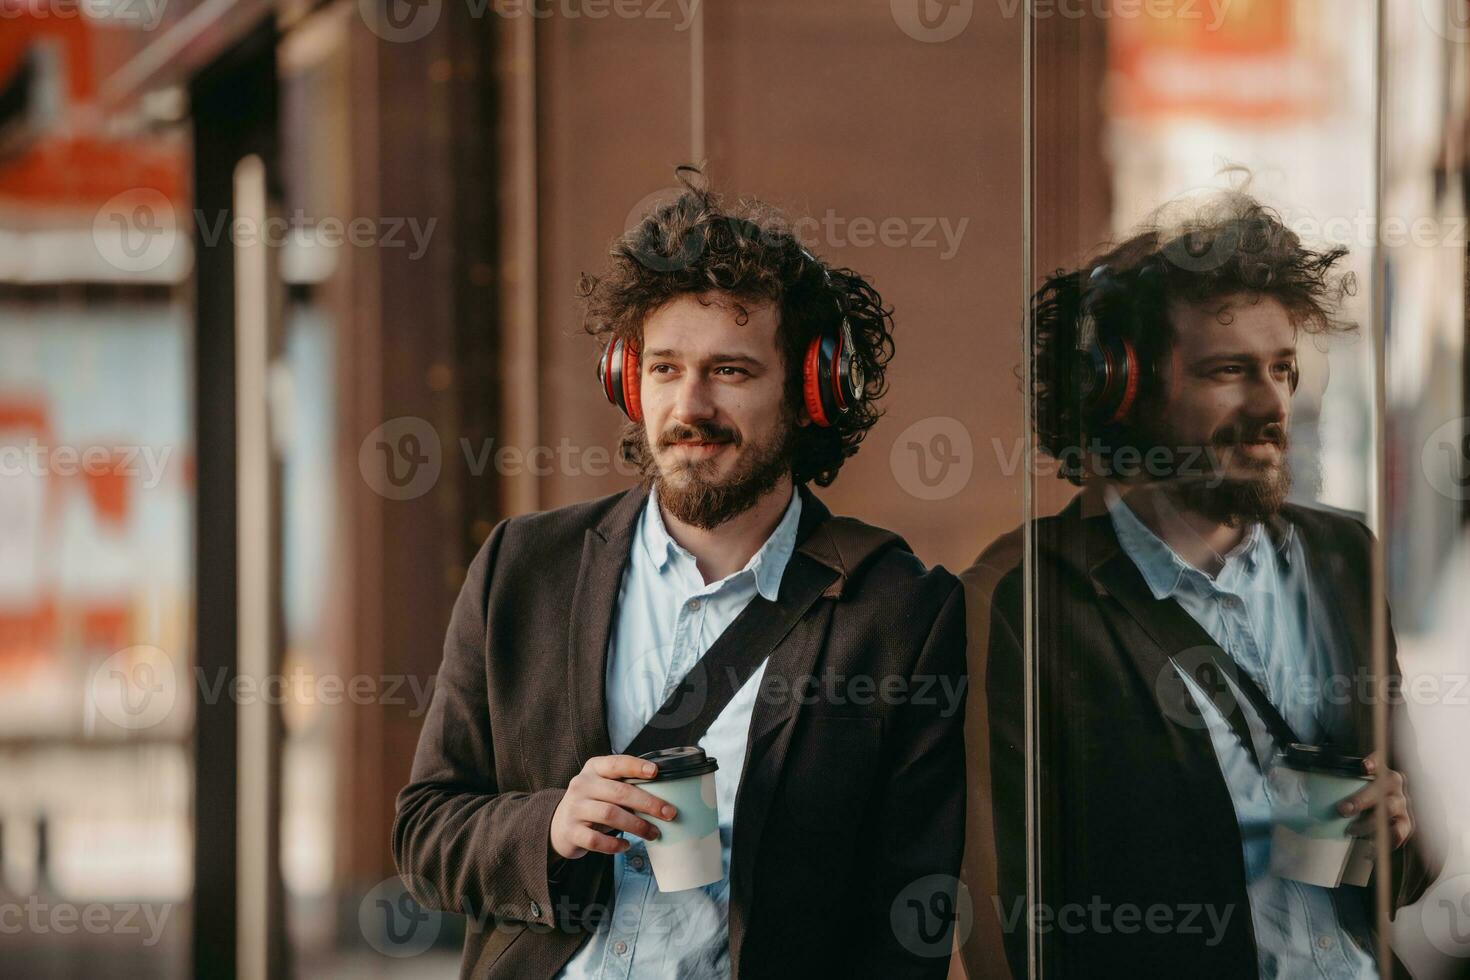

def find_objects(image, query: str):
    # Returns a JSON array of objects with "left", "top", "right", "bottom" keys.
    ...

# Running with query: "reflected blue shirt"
[
  {"left": 1106, "top": 488, "right": 1377, "bottom": 979},
  {"left": 554, "top": 487, "right": 802, "bottom": 980}
]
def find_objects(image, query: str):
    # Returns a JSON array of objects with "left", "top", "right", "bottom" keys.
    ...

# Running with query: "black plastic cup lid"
[
  {"left": 632, "top": 746, "right": 719, "bottom": 782},
  {"left": 1283, "top": 743, "right": 1372, "bottom": 778}
]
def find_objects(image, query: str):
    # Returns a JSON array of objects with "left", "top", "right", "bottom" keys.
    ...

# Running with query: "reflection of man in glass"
[{"left": 967, "top": 192, "right": 1431, "bottom": 977}]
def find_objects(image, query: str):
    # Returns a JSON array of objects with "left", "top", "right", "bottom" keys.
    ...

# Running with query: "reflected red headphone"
[
  {"left": 597, "top": 253, "right": 866, "bottom": 427},
  {"left": 1075, "top": 263, "right": 1298, "bottom": 426}
]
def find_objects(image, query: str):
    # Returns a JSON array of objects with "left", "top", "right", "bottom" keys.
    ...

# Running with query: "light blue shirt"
[
  {"left": 1106, "top": 488, "right": 1376, "bottom": 979},
  {"left": 554, "top": 487, "right": 803, "bottom": 980}
]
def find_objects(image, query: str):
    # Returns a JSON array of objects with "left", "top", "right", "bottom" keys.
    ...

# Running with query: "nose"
[
  {"left": 669, "top": 372, "right": 716, "bottom": 424},
  {"left": 1245, "top": 369, "right": 1291, "bottom": 426}
]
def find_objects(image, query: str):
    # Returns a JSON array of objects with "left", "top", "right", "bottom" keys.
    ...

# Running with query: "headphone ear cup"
[
  {"left": 622, "top": 340, "right": 643, "bottom": 424},
  {"left": 803, "top": 322, "right": 867, "bottom": 429},
  {"left": 598, "top": 337, "right": 643, "bottom": 422},
  {"left": 1109, "top": 338, "right": 1140, "bottom": 423},
  {"left": 802, "top": 334, "right": 833, "bottom": 427},
  {"left": 1077, "top": 335, "right": 1139, "bottom": 426},
  {"left": 600, "top": 338, "right": 623, "bottom": 412}
]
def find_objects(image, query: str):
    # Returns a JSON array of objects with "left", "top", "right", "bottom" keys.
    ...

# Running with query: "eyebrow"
[
  {"left": 1190, "top": 347, "right": 1297, "bottom": 366},
  {"left": 644, "top": 348, "right": 767, "bottom": 368}
]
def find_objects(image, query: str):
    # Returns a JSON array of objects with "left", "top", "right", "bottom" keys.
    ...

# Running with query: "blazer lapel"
[
  {"left": 566, "top": 484, "right": 649, "bottom": 763},
  {"left": 727, "top": 489, "right": 852, "bottom": 962},
  {"left": 1078, "top": 511, "right": 1248, "bottom": 767},
  {"left": 1285, "top": 507, "right": 1377, "bottom": 754}
]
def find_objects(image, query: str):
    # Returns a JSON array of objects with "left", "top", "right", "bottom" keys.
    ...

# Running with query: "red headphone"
[{"left": 597, "top": 259, "right": 866, "bottom": 427}]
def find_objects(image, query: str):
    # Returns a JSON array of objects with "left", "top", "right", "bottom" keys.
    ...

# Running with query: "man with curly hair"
[
  {"left": 394, "top": 173, "right": 966, "bottom": 979},
  {"left": 965, "top": 191, "right": 1433, "bottom": 978}
]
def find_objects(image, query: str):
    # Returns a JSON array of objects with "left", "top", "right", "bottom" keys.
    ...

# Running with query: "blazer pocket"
[
  {"left": 779, "top": 714, "right": 882, "bottom": 833},
  {"left": 465, "top": 920, "right": 525, "bottom": 979}
]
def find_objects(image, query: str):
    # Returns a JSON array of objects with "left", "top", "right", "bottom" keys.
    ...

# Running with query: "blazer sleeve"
[
  {"left": 857, "top": 577, "right": 969, "bottom": 978},
  {"left": 391, "top": 519, "right": 603, "bottom": 932}
]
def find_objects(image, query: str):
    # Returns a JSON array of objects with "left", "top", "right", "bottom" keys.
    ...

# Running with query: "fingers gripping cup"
[
  {"left": 1268, "top": 743, "right": 1374, "bottom": 888},
  {"left": 624, "top": 746, "right": 723, "bottom": 892}
]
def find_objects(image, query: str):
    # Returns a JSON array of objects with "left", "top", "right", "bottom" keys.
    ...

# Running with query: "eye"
[
  {"left": 713, "top": 366, "right": 749, "bottom": 377},
  {"left": 648, "top": 363, "right": 676, "bottom": 375},
  {"left": 1272, "top": 361, "right": 1296, "bottom": 376},
  {"left": 1213, "top": 365, "right": 1244, "bottom": 377}
]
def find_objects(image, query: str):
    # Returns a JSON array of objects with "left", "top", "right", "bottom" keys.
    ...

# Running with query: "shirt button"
[
  {"left": 614, "top": 940, "right": 628, "bottom": 955},
  {"left": 1317, "top": 935, "right": 1335, "bottom": 950},
  {"left": 629, "top": 855, "right": 645, "bottom": 871},
  {"left": 687, "top": 599, "right": 701, "bottom": 611},
  {"left": 529, "top": 900, "right": 541, "bottom": 918}
]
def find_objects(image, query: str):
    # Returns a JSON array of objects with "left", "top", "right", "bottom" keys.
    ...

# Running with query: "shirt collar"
[
  {"left": 641, "top": 487, "right": 803, "bottom": 602},
  {"left": 1103, "top": 484, "right": 1295, "bottom": 598},
  {"left": 1104, "top": 485, "right": 1189, "bottom": 600}
]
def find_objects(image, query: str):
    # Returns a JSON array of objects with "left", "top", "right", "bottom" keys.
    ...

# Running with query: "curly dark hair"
[
  {"left": 578, "top": 167, "right": 895, "bottom": 487},
  {"left": 1032, "top": 189, "right": 1358, "bottom": 485}
]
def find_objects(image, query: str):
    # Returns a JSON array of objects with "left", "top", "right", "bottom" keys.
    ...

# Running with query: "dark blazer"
[
  {"left": 392, "top": 483, "right": 967, "bottom": 979},
  {"left": 963, "top": 489, "right": 1433, "bottom": 979}
]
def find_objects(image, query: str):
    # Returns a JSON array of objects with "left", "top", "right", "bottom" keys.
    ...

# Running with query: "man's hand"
[
  {"left": 549, "top": 755, "right": 678, "bottom": 860},
  {"left": 1338, "top": 752, "right": 1413, "bottom": 849}
]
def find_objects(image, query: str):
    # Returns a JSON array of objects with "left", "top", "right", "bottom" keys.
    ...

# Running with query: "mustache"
[
  {"left": 1211, "top": 421, "right": 1288, "bottom": 450},
  {"left": 658, "top": 420, "right": 740, "bottom": 449}
]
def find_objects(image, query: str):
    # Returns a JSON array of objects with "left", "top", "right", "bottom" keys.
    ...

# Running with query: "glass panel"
[
  {"left": 1378, "top": 1, "right": 1470, "bottom": 974},
  {"left": 1001, "top": 0, "right": 1466, "bottom": 975}
]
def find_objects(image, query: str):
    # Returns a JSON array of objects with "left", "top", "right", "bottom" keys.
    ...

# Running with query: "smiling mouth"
[
  {"left": 667, "top": 440, "right": 730, "bottom": 455},
  {"left": 1230, "top": 441, "right": 1284, "bottom": 463}
]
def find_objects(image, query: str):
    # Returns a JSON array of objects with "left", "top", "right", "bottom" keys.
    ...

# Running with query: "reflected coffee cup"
[
  {"left": 1268, "top": 743, "right": 1374, "bottom": 888},
  {"left": 624, "top": 746, "right": 723, "bottom": 892}
]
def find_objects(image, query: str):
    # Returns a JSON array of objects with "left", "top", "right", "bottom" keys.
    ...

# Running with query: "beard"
[
  {"left": 1177, "top": 463, "right": 1292, "bottom": 526},
  {"left": 637, "top": 410, "right": 796, "bottom": 531},
  {"left": 1135, "top": 417, "right": 1293, "bottom": 527}
]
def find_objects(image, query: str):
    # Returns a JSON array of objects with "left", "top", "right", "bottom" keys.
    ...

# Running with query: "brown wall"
[{"left": 523, "top": 0, "right": 1028, "bottom": 573}]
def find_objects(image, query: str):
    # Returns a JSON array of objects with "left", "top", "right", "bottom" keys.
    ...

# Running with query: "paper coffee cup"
[
  {"left": 624, "top": 746, "right": 723, "bottom": 892},
  {"left": 1268, "top": 744, "right": 1373, "bottom": 888}
]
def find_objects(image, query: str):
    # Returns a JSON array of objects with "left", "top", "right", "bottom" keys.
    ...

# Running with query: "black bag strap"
[
  {"left": 1097, "top": 548, "right": 1302, "bottom": 772},
  {"left": 1174, "top": 645, "right": 1301, "bottom": 771},
  {"left": 623, "top": 552, "right": 839, "bottom": 758}
]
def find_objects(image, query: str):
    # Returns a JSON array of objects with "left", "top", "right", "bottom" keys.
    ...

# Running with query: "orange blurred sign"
[
  {"left": 0, "top": 6, "right": 185, "bottom": 209},
  {"left": 1107, "top": 0, "right": 1313, "bottom": 121}
]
